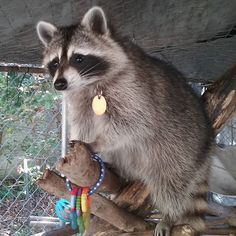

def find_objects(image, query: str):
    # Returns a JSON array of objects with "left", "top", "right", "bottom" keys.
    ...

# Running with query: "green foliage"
[
  {"left": 0, "top": 72, "right": 59, "bottom": 125},
  {"left": 0, "top": 179, "right": 24, "bottom": 200},
  {"left": 0, "top": 71, "right": 61, "bottom": 174},
  {"left": 0, "top": 71, "right": 61, "bottom": 236}
]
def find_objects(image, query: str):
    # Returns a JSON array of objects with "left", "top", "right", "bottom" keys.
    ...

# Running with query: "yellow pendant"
[{"left": 92, "top": 95, "right": 107, "bottom": 115}]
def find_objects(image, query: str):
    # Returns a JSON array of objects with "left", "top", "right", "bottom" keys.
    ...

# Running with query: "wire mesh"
[
  {"left": 0, "top": 71, "right": 61, "bottom": 236},
  {"left": 216, "top": 118, "right": 236, "bottom": 147}
]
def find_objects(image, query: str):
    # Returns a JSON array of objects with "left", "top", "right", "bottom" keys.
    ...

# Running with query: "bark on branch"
[
  {"left": 203, "top": 64, "right": 236, "bottom": 135},
  {"left": 37, "top": 169, "right": 149, "bottom": 233},
  {"left": 0, "top": 65, "right": 44, "bottom": 74},
  {"left": 56, "top": 141, "right": 122, "bottom": 194}
]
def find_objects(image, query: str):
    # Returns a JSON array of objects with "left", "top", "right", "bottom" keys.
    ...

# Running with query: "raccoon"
[{"left": 36, "top": 6, "right": 213, "bottom": 235}]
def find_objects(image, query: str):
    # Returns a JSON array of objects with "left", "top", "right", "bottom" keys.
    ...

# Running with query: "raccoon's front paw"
[{"left": 154, "top": 221, "right": 171, "bottom": 236}]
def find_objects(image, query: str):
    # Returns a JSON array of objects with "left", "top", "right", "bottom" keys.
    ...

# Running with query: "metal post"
[{"left": 60, "top": 95, "right": 67, "bottom": 228}]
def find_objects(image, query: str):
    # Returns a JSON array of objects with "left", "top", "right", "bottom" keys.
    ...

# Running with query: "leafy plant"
[{"left": 0, "top": 72, "right": 61, "bottom": 161}]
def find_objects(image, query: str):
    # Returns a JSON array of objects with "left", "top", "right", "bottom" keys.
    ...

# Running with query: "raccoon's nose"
[{"left": 54, "top": 78, "right": 68, "bottom": 91}]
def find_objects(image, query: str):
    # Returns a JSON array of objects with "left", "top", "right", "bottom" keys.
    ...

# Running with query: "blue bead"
[{"left": 88, "top": 153, "right": 106, "bottom": 196}]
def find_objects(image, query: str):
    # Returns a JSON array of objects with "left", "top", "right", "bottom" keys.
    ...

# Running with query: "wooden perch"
[
  {"left": 37, "top": 151, "right": 236, "bottom": 236},
  {"left": 40, "top": 225, "right": 78, "bottom": 236},
  {"left": 56, "top": 141, "right": 122, "bottom": 194},
  {"left": 171, "top": 225, "right": 236, "bottom": 236},
  {"left": 0, "top": 65, "right": 44, "bottom": 74},
  {"left": 114, "top": 181, "right": 152, "bottom": 216},
  {"left": 37, "top": 169, "right": 149, "bottom": 233},
  {"left": 203, "top": 64, "right": 236, "bottom": 134}
]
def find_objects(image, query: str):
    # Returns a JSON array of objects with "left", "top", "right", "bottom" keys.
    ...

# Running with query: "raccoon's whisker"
[
  {"left": 80, "top": 61, "right": 106, "bottom": 77},
  {"left": 83, "top": 72, "right": 102, "bottom": 77}
]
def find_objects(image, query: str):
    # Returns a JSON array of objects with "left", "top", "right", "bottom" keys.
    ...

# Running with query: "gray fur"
[{"left": 37, "top": 6, "right": 213, "bottom": 232}]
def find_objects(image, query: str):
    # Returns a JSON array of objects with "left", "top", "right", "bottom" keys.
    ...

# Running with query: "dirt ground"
[{"left": 0, "top": 193, "right": 56, "bottom": 236}]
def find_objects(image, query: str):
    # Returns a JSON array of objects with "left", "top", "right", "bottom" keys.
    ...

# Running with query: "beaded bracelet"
[
  {"left": 56, "top": 152, "right": 105, "bottom": 233},
  {"left": 66, "top": 153, "right": 105, "bottom": 195}
]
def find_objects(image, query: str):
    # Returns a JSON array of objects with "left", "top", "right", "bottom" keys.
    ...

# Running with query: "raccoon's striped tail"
[{"left": 176, "top": 181, "right": 209, "bottom": 234}]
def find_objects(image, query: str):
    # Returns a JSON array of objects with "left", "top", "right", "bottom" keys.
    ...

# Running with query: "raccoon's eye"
[
  {"left": 48, "top": 57, "right": 59, "bottom": 76},
  {"left": 74, "top": 54, "right": 84, "bottom": 63}
]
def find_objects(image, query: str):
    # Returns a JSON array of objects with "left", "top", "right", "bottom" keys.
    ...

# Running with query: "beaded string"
[
  {"left": 88, "top": 153, "right": 105, "bottom": 195},
  {"left": 65, "top": 153, "right": 105, "bottom": 195}
]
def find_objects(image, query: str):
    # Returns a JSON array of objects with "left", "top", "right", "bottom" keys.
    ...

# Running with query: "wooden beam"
[
  {"left": 0, "top": 65, "right": 44, "bottom": 74},
  {"left": 37, "top": 169, "right": 149, "bottom": 233},
  {"left": 114, "top": 181, "right": 151, "bottom": 216},
  {"left": 56, "top": 141, "right": 122, "bottom": 194},
  {"left": 40, "top": 225, "right": 78, "bottom": 236},
  {"left": 203, "top": 64, "right": 236, "bottom": 134}
]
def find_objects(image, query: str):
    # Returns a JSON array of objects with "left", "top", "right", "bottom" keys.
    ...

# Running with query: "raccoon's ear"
[
  {"left": 36, "top": 21, "right": 57, "bottom": 47},
  {"left": 81, "top": 6, "right": 109, "bottom": 35}
]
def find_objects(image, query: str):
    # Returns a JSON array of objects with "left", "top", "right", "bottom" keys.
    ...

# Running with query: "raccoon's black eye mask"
[
  {"left": 47, "top": 53, "right": 110, "bottom": 78},
  {"left": 69, "top": 53, "right": 110, "bottom": 77},
  {"left": 48, "top": 57, "right": 59, "bottom": 77}
]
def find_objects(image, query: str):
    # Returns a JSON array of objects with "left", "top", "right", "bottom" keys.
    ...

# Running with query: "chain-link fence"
[
  {"left": 0, "top": 71, "right": 62, "bottom": 236},
  {"left": 216, "top": 118, "right": 236, "bottom": 147}
]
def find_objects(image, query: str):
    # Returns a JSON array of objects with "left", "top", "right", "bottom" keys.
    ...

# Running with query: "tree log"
[
  {"left": 171, "top": 225, "right": 236, "bottom": 236},
  {"left": 0, "top": 65, "right": 44, "bottom": 74},
  {"left": 202, "top": 64, "right": 236, "bottom": 135},
  {"left": 40, "top": 225, "right": 78, "bottom": 236},
  {"left": 94, "top": 231, "right": 154, "bottom": 236},
  {"left": 56, "top": 141, "right": 122, "bottom": 194},
  {"left": 84, "top": 217, "right": 118, "bottom": 236},
  {"left": 114, "top": 181, "right": 151, "bottom": 215}
]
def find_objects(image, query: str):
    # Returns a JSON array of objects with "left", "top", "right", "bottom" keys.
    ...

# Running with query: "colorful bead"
[{"left": 56, "top": 153, "right": 105, "bottom": 233}]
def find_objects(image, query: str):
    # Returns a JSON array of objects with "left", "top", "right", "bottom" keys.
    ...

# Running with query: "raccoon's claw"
[{"left": 154, "top": 222, "right": 171, "bottom": 236}]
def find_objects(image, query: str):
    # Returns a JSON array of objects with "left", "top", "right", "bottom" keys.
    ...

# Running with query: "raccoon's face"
[{"left": 36, "top": 7, "right": 128, "bottom": 91}]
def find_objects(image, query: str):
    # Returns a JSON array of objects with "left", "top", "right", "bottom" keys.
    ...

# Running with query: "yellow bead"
[{"left": 92, "top": 95, "right": 107, "bottom": 115}]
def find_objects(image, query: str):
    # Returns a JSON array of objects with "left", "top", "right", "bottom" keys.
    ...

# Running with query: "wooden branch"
[
  {"left": 114, "top": 181, "right": 151, "bottom": 216},
  {"left": 94, "top": 231, "right": 154, "bottom": 236},
  {"left": 56, "top": 141, "right": 122, "bottom": 194},
  {"left": 92, "top": 194, "right": 149, "bottom": 232},
  {"left": 84, "top": 217, "right": 118, "bottom": 236},
  {"left": 37, "top": 169, "right": 149, "bottom": 233},
  {"left": 171, "top": 225, "right": 236, "bottom": 236},
  {"left": 0, "top": 65, "right": 44, "bottom": 74},
  {"left": 40, "top": 225, "right": 78, "bottom": 236},
  {"left": 204, "top": 227, "right": 236, "bottom": 235},
  {"left": 202, "top": 64, "right": 236, "bottom": 135},
  {"left": 37, "top": 170, "right": 236, "bottom": 236}
]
